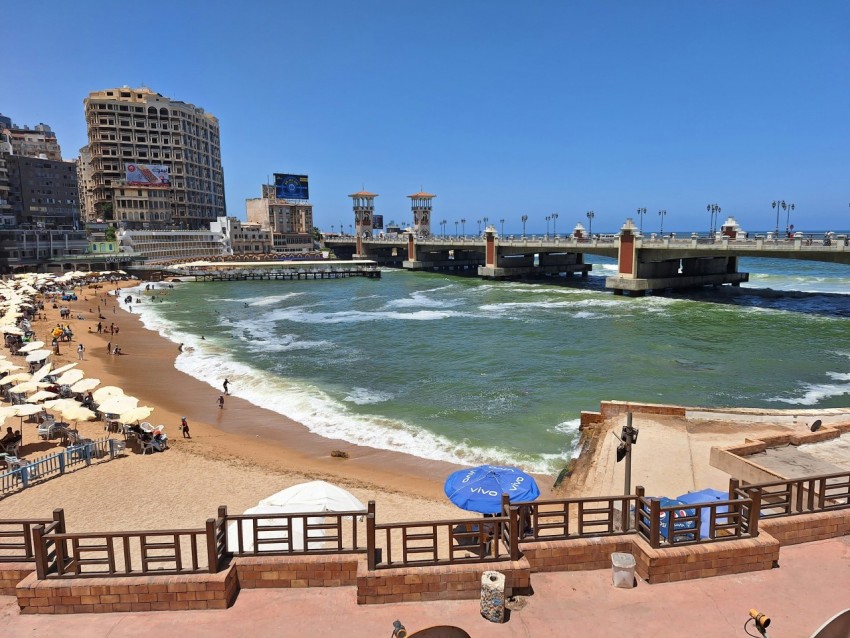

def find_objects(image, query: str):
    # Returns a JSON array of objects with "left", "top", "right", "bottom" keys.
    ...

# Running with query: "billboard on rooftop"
[
  {"left": 125, "top": 163, "right": 170, "bottom": 188},
  {"left": 274, "top": 174, "right": 309, "bottom": 200}
]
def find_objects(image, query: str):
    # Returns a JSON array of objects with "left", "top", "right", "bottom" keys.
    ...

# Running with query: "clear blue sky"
[{"left": 4, "top": 1, "right": 849, "bottom": 234}]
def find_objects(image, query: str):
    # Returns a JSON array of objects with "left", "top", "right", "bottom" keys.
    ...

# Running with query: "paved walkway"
[{"left": 1, "top": 536, "right": 847, "bottom": 637}]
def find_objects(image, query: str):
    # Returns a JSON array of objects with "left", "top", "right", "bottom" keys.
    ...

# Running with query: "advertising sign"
[
  {"left": 125, "top": 163, "right": 170, "bottom": 188},
  {"left": 373, "top": 214, "right": 384, "bottom": 230},
  {"left": 274, "top": 173, "right": 309, "bottom": 200}
]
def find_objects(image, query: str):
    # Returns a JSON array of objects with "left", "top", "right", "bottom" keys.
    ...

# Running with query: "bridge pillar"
[
  {"left": 479, "top": 227, "right": 590, "bottom": 279},
  {"left": 606, "top": 218, "right": 749, "bottom": 294}
]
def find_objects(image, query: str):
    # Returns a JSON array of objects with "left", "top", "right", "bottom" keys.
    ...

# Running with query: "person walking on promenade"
[
  {"left": 223, "top": 378, "right": 229, "bottom": 395},
  {"left": 181, "top": 416, "right": 191, "bottom": 439},
  {"left": 218, "top": 395, "right": 225, "bottom": 409},
  {"left": 96, "top": 321, "right": 102, "bottom": 334},
  {"left": 77, "top": 343, "right": 85, "bottom": 360}
]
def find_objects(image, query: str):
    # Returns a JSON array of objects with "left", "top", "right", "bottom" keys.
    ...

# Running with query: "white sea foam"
[
  {"left": 245, "top": 292, "right": 306, "bottom": 307},
  {"left": 771, "top": 378, "right": 850, "bottom": 405},
  {"left": 265, "top": 307, "right": 464, "bottom": 324},
  {"left": 344, "top": 387, "right": 395, "bottom": 405}
]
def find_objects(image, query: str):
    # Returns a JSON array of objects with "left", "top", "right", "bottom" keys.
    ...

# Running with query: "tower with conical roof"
[
  {"left": 349, "top": 190, "right": 378, "bottom": 256},
  {"left": 408, "top": 190, "right": 435, "bottom": 237}
]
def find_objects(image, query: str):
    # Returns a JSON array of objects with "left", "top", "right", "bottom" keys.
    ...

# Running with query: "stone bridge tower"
[
  {"left": 349, "top": 190, "right": 377, "bottom": 257},
  {"left": 407, "top": 191, "right": 435, "bottom": 237}
]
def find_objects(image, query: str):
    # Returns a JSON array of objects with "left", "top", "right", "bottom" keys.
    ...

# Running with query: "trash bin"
[
  {"left": 611, "top": 552, "right": 636, "bottom": 589},
  {"left": 480, "top": 571, "right": 506, "bottom": 623}
]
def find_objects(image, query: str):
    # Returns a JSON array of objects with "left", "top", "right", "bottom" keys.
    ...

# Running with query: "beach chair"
[
  {"left": 1, "top": 440, "right": 20, "bottom": 457},
  {"left": 37, "top": 422, "right": 55, "bottom": 440},
  {"left": 140, "top": 438, "right": 157, "bottom": 455}
]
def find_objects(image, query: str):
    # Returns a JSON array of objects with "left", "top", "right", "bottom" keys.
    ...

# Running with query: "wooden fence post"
[
  {"left": 205, "top": 518, "right": 219, "bottom": 573},
  {"left": 32, "top": 525, "right": 47, "bottom": 580},
  {"left": 501, "top": 493, "right": 510, "bottom": 515},
  {"left": 57, "top": 451, "right": 65, "bottom": 475},
  {"left": 508, "top": 506, "right": 520, "bottom": 562},
  {"left": 649, "top": 499, "right": 661, "bottom": 548},
  {"left": 632, "top": 486, "right": 645, "bottom": 531},
  {"left": 747, "top": 488, "right": 761, "bottom": 537},
  {"left": 366, "top": 500, "right": 376, "bottom": 571},
  {"left": 728, "top": 478, "right": 739, "bottom": 499}
]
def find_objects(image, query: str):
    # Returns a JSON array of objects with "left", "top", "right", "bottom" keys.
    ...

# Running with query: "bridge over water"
[{"left": 325, "top": 220, "right": 850, "bottom": 295}]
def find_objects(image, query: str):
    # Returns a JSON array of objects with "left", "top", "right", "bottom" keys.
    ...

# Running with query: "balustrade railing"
[
  {"left": 732, "top": 472, "right": 850, "bottom": 519},
  {"left": 514, "top": 494, "right": 638, "bottom": 541},
  {"left": 221, "top": 504, "right": 365, "bottom": 556}
]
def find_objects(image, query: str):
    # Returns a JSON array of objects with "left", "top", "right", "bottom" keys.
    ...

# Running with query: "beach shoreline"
[{"left": 64, "top": 280, "right": 556, "bottom": 504}]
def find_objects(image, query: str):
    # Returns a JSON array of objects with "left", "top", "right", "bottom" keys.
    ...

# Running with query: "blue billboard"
[
  {"left": 274, "top": 174, "right": 309, "bottom": 200},
  {"left": 373, "top": 214, "right": 384, "bottom": 229}
]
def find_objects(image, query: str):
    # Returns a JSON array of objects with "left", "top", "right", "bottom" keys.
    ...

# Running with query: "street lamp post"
[
  {"left": 636, "top": 208, "right": 646, "bottom": 234},
  {"left": 771, "top": 200, "right": 786, "bottom": 240},
  {"left": 454, "top": 220, "right": 459, "bottom": 237},
  {"left": 482, "top": 217, "right": 489, "bottom": 234},
  {"left": 785, "top": 203, "right": 795, "bottom": 237},
  {"left": 331, "top": 224, "right": 335, "bottom": 235},
  {"left": 500, "top": 218, "right": 505, "bottom": 236},
  {"left": 521, "top": 215, "right": 528, "bottom": 237},
  {"left": 552, "top": 213, "right": 559, "bottom": 237},
  {"left": 707, "top": 204, "right": 721, "bottom": 239},
  {"left": 476, "top": 219, "right": 482, "bottom": 234},
  {"left": 461, "top": 218, "right": 466, "bottom": 236},
  {"left": 658, "top": 209, "right": 667, "bottom": 235},
  {"left": 586, "top": 211, "right": 595, "bottom": 237},
  {"left": 545, "top": 215, "right": 551, "bottom": 237}
]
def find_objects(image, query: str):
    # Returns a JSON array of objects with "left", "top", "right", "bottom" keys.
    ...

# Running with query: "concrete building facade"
[
  {"left": 5, "top": 155, "right": 81, "bottom": 230},
  {"left": 0, "top": 115, "right": 62, "bottom": 161},
  {"left": 211, "top": 216, "right": 273, "bottom": 255},
  {"left": 245, "top": 184, "right": 313, "bottom": 252},
  {"left": 79, "top": 86, "right": 225, "bottom": 229},
  {"left": 118, "top": 228, "right": 227, "bottom": 263}
]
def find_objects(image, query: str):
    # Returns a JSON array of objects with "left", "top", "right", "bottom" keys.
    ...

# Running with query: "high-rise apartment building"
[{"left": 79, "top": 86, "right": 226, "bottom": 229}]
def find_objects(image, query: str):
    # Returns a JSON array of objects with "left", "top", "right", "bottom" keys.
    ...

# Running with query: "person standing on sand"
[
  {"left": 107, "top": 340, "right": 112, "bottom": 354},
  {"left": 218, "top": 395, "right": 225, "bottom": 409},
  {"left": 77, "top": 343, "right": 85, "bottom": 360},
  {"left": 223, "top": 378, "right": 229, "bottom": 395},
  {"left": 181, "top": 416, "right": 191, "bottom": 438}
]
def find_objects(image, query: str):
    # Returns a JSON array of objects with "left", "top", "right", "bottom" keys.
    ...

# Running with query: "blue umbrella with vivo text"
[{"left": 444, "top": 465, "right": 540, "bottom": 514}]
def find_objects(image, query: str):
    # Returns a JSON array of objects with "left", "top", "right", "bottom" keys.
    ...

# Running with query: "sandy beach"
[{"left": 0, "top": 280, "right": 478, "bottom": 530}]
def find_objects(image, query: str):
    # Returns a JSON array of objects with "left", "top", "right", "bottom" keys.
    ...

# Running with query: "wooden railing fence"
[{"left": 9, "top": 468, "right": 850, "bottom": 581}]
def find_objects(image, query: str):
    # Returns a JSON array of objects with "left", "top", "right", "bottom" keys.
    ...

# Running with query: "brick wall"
[
  {"left": 520, "top": 532, "right": 779, "bottom": 584},
  {"left": 599, "top": 401, "right": 687, "bottom": 419},
  {"left": 16, "top": 566, "right": 239, "bottom": 614},
  {"left": 235, "top": 554, "right": 359, "bottom": 588},
  {"left": 522, "top": 536, "right": 633, "bottom": 572},
  {"left": 0, "top": 562, "right": 35, "bottom": 596},
  {"left": 760, "top": 510, "right": 850, "bottom": 546},
  {"left": 356, "top": 559, "right": 531, "bottom": 605}
]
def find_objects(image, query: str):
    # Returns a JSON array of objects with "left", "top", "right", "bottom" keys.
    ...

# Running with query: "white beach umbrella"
[
  {"left": 50, "top": 362, "right": 78, "bottom": 377},
  {"left": 30, "top": 362, "right": 52, "bottom": 383},
  {"left": 9, "top": 381, "right": 39, "bottom": 394},
  {"left": 1, "top": 372, "right": 31, "bottom": 385},
  {"left": 97, "top": 395, "right": 138, "bottom": 415},
  {"left": 61, "top": 404, "right": 97, "bottom": 423},
  {"left": 258, "top": 481, "right": 367, "bottom": 513},
  {"left": 92, "top": 386, "right": 125, "bottom": 403},
  {"left": 27, "top": 390, "right": 58, "bottom": 403},
  {"left": 119, "top": 405, "right": 153, "bottom": 423},
  {"left": 18, "top": 341, "right": 44, "bottom": 353},
  {"left": 70, "top": 378, "right": 100, "bottom": 393},
  {"left": 55, "top": 369, "right": 84, "bottom": 386},
  {"left": 13, "top": 403, "right": 44, "bottom": 418},
  {"left": 43, "top": 398, "right": 79, "bottom": 412},
  {"left": 1, "top": 326, "right": 23, "bottom": 335},
  {"left": 25, "top": 349, "right": 52, "bottom": 363},
  {"left": 0, "top": 361, "right": 22, "bottom": 373}
]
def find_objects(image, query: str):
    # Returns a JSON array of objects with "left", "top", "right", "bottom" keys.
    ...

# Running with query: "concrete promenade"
[{"left": 1, "top": 536, "right": 847, "bottom": 637}]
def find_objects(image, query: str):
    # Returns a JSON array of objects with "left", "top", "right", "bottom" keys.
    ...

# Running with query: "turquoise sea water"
[{"left": 127, "top": 257, "right": 850, "bottom": 474}]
